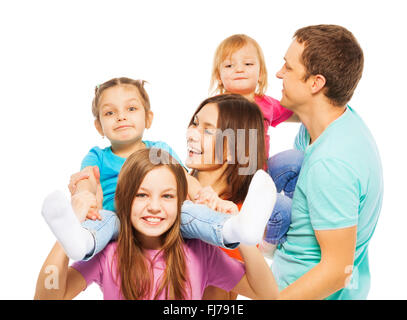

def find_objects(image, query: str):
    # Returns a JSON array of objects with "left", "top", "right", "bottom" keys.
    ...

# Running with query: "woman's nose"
[{"left": 187, "top": 127, "right": 200, "bottom": 142}]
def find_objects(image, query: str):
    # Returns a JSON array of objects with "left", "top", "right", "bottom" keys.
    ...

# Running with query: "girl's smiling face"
[
  {"left": 95, "top": 84, "right": 153, "bottom": 145},
  {"left": 130, "top": 166, "right": 179, "bottom": 250},
  {"left": 218, "top": 44, "right": 261, "bottom": 96}
]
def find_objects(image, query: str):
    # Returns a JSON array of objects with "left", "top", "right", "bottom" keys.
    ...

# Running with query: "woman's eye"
[
  {"left": 204, "top": 128, "right": 214, "bottom": 135},
  {"left": 162, "top": 194, "right": 175, "bottom": 199}
]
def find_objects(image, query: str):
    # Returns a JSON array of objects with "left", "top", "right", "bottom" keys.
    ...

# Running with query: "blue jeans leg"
[
  {"left": 81, "top": 209, "right": 120, "bottom": 261},
  {"left": 267, "top": 149, "right": 304, "bottom": 199},
  {"left": 180, "top": 200, "right": 239, "bottom": 249},
  {"left": 264, "top": 193, "right": 292, "bottom": 245}
]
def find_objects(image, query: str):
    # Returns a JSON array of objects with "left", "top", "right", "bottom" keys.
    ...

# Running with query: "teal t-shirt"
[
  {"left": 272, "top": 106, "right": 383, "bottom": 300},
  {"left": 81, "top": 140, "right": 184, "bottom": 212}
]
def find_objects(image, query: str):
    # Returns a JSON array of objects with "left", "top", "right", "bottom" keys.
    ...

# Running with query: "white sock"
[
  {"left": 41, "top": 190, "right": 95, "bottom": 261},
  {"left": 222, "top": 170, "right": 277, "bottom": 246}
]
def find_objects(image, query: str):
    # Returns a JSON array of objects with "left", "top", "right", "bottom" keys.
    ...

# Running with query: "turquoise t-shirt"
[
  {"left": 272, "top": 106, "right": 383, "bottom": 300},
  {"left": 81, "top": 140, "right": 184, "bottom": 212}
]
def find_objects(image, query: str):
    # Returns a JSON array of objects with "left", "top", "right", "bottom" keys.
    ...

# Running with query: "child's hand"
[
  {"left": 194, "top": 186, "right": 238, "bottom": 214},
  {"left": 68, "top": 172, "right": 89, "bottom": 195},
  {"left": 71, "top": 190, "right": 100, "bottom": 222}
]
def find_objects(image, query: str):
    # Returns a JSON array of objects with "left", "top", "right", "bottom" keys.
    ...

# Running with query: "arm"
[
  {"left": 185, "top": 172, "right": 238, "bottom": 214},
  {"left": 278, "top": 225, "right": 357, "bottom": 300},
  {"left": 68, "top": 166, "right": 103, "bottom": 220},
  {"left": 34, "top": 242, "right": 86, "bottom": 300},
  {"left": 231, "top": 245, "right": 279, "bottom": 299}
]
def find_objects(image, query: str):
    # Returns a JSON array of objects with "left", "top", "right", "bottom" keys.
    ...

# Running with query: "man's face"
[{"left": 276, "top": 40, "right": 313, "bottom": 110}]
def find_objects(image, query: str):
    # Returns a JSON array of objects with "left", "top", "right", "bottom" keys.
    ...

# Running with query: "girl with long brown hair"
[{"left": 35, "top": 148, "right": 279, "bottom": 300}]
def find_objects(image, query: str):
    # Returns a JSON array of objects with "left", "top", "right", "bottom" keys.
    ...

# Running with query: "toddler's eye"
[
  {"left": 224, "top": 64, "right": 232, "bottom": 68},
  {"left": 104, "top": 111, "right": 114, "bottom": 116},
  {"left": 128, "top": 106, "right": 138, "bottom": 111}
]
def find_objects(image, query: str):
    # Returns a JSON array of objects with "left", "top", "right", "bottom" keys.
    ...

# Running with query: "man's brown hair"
[{"left": 294, "top": 24, "right": 364, "bottom": 106}]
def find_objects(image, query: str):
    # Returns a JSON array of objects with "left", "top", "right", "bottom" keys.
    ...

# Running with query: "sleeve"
[
  {"left": 294, "top": 124, "right": 309, "bottom": 151},
  {"left": 70, "top": 252, "right": 103, "bottom": 289},
  {"left": 80, "top": 147, "right": 102, "bottom": 170},
  {"left": 268, "top": 97, "right": 294, "bottom": 127},
  {"left": 306, "top": 159, "right": 360, "bottom": 230},
  {"left": 203, "top": 242, "right": 246, "bottom": 291}
]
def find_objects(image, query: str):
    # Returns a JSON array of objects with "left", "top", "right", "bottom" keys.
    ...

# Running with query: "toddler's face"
[
  {"left": 95, "top": 85, "right": 152, "bottom": 145},
  {"left": 219, "top": 44, "right": 260, "bottom": 96},
  {"left": 130, "top": 166, "right": 178, "bottom": 250}
]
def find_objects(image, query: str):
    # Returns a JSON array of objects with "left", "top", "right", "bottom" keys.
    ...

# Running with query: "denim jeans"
[
  {"left": 264, "top": 149, "right": 304, "bottom": 245},
  {"left": 81, "top": 149, "right": 304, "bottom": 260},
  {"left": 267, "top": 149, "right": 304, "bottom": 199}
]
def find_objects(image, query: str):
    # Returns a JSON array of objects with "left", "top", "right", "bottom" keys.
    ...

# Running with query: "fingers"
[{"left": 68, "top": 172, "right": 90, "bottom": 195}]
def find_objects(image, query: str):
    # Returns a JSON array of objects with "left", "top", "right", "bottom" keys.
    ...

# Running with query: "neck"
[
  {"left": 110, "top": 139, "right": 146, "bottom": 158},
  {"left": 295, "top": 100, "right": 347, "bottom": 144},
  {"left": 225, "top": 90, "right": 255, "bottom": 102},
  {"left": 194, "top": 164, "right": 230, "bottom": 198}
]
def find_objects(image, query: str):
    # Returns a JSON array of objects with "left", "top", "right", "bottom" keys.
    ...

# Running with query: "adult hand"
[{"left": 194, "top": 186, "right": 238, "bottom": 214}]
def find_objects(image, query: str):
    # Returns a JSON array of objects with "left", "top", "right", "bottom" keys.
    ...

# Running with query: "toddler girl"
[{"left": 210, "top": 34, "right": 304, "bottom": 255}]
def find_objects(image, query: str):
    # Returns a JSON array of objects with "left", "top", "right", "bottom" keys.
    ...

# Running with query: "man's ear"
[
  {"left": 145, "top": 110, "right": 154, "bottom": 129},
  {"left": 310, "top": 74, "right": 327, "bottom": 94},
  {"left": 94, "top": 119, "right": 104, "bottom": 137}
]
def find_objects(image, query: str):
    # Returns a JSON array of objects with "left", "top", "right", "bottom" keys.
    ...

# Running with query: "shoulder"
[{"left": 183, "top": 239, "right": 218, "bottom": 259}]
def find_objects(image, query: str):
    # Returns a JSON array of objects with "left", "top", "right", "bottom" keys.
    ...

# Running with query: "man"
[{"left": 272, "top": 25, "right": 383, "bottom": 299}]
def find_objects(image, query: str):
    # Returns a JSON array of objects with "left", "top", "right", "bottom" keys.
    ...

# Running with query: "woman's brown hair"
[
  {"left": 114, "top": 148, "right": 189, "bottom": 300},
  {"left": 189, "top": 94, "right": 266, "bottom": 203}
]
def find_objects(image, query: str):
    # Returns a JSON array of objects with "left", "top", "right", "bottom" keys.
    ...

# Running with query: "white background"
[{"left": 1, "top": 0, "right": 406, "bottom": 300}]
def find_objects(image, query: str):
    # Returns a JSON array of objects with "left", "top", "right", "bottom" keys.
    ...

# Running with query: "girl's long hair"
[
  {"left": 189, "top": 94, "right": 266, "bottom": 203},
  {"left": 114, "top": 148, "right": 189, "bottom": 300}
]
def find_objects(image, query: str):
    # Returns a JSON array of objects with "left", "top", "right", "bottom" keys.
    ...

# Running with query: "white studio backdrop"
[{"left": 0, "top": 0, "right": 406, "bottom": 299}]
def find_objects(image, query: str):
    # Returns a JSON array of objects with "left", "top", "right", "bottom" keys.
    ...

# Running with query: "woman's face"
[
  {"left": 186, "top": 103, "right": 225, "bottom": 171},
  {"left": 130, "top": 166, "right": 178, "bottom": 249}
]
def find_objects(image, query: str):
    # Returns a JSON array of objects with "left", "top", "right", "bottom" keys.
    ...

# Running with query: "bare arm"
[
  {"left": 278, "top": 225, "right": 357, "bottom": 299},
  {"left": 231, "top": 245, "right": 279, "bottom": 299},
  {"left": 68, "top": 166, "right": 103, "bottom": 220},
  {"left": 34, "top": 242, "right": 86, "bottom": 300}
]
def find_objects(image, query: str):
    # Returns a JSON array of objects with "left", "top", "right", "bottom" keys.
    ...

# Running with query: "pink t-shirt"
[
  {"left": 71, "top": 239, "right": 245, "bottom": 300},
  {"left": 254, "top": 95, "right": 293, "bottom": 157}
]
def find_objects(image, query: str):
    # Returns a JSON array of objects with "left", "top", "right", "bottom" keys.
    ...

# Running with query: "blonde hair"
[
  {"left": 91, "top": 77, "right": 151, "bottom": 120},
  {"left": 210, "top": 34, "right": 268, "bottom": 96}
]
